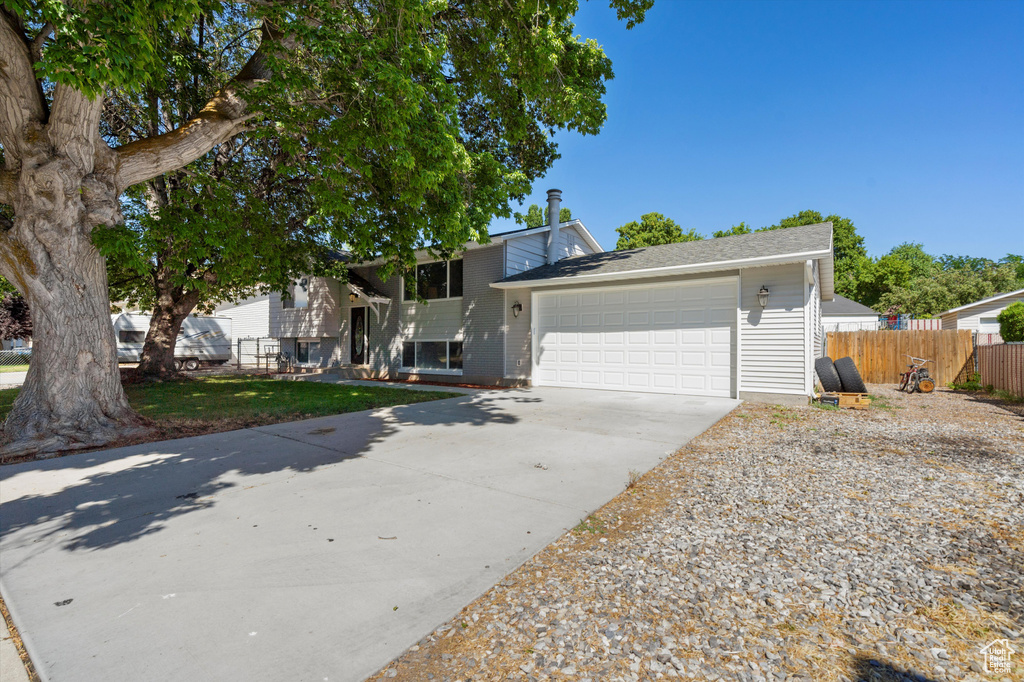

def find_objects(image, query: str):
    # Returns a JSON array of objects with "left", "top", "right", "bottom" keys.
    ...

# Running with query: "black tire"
[
  {"left": 173, "top": 359, "right": 183, "bottom": 372},
  {"left": 834, "top": 356, "right": 867, "bottom": 394},
  {"left": 815, "top": 357, "right": 843, "bottom": 393},
  {"left": 183, "top": 358, "right": 200, "bottom": 371}
]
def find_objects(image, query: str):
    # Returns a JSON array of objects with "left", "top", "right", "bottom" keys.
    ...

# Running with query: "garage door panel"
[
  {"left": 603, "top": 312, "right": 624, "bottom": 326},
  {"left": 534, "top": 281, "right": 735, "bottom": 397}
]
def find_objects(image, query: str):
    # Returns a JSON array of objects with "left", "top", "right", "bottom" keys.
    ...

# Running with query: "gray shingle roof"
[
  {"left": 496, "top": 223, "right": 833, "bottom": 284},
  {"left": 822, "top": 294, "right": 877, "bottom": 315}
]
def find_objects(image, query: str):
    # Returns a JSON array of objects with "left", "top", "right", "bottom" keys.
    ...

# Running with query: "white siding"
[
  {"left": 560, "top": 226, "right": 594, "bottom": 259},
  {"left": 505, "top": 232, "right": 548, "bottom": 276},
  {"left": 739, "top": 263, "right": 808, "bottom": 395},
  {"left": 946, "top": 293, "right": 1024, "bottom": 332},
  {"left": 214, "top": 295, "right": 270, "bottom": 341},
  {"left": 811, "top": 261, "right": 823, "bottom": 358},
  {"left": 401, "top": 298, "right": 464, "bottom": 340},
  {"left": 271, "top": 276, "right": 342, "bottom": 338}
]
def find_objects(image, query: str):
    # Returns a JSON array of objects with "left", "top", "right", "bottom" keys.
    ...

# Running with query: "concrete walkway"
[{"left": 0, "top": 387, "right": 738, "bottom": 682}]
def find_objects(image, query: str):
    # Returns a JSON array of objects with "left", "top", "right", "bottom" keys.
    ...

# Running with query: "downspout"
[{"left": 546, "top": 188, "right": 562, "bottom": 265}]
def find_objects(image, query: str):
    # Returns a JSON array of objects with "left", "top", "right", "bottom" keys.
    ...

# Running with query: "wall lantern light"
[
  {"left": 511, "top": 301, "right": 523, "bottom": 318},
  {"left": 349, "top": 292, "right": 359, "bottom": 303},
  {"left": 757, "top": 286, "right": 770, "bottom": 309}
]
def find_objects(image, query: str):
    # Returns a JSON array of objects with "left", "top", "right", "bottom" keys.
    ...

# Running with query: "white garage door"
[{"left": 533, "top": 278, "right": 736, "bottom": 397}]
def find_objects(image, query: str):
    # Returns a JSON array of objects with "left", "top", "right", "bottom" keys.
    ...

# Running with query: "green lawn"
[
  {"left": 0, "top": 364, "right": 29, "bottom": 373},
  {"left": 0, "top": 376, "right": 461, "bottom": 430}
]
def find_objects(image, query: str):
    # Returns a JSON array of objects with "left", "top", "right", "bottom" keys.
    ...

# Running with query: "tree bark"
[
  {"left": 135, "top": 283, "right": 202, "bottom": 378},
  {"left": 0, "top": 159, "right": 150, "bottom": 457}
]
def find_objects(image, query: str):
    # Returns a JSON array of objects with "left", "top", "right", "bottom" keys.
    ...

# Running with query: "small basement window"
[
  {"left": 401, "top": 340, "right": 463, "bottom": 372},
  {"left": 296, "top": 340, "right": 320, "bottom": 364}
]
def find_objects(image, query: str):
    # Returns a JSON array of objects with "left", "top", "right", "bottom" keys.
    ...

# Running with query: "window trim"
[
  {"left": 400, "top": 339, "right": 464, "bottom": 374},
  {"left": 402, "top": 259, "right": 464, "bottom": 303}
]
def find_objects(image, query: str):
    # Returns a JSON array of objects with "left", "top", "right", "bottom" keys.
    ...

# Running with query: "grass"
[
  {"left": 0, "top": 364, "right": 29, "bottom": 373},
  {"left": 572, "top": 514, "right": 607, "bottom": 535},
  {"left": 0, "top": 375, "right": 461, "bottom": 432}
]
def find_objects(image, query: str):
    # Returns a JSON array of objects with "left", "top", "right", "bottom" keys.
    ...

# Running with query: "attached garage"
[
  {"left": 493, "top": 222, "right": 836, "bottom": 403},
  {"left": 532, "top": 279, "right": 736, "bottom": 397}
]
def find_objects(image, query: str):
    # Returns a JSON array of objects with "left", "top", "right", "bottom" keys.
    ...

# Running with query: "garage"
[{"left": 532, "top": 278, "right": 737, "bottom": 397}]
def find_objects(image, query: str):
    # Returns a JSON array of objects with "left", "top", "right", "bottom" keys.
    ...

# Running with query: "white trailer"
[{"left": 112, "top": 313, "right": 232, "bottom": 370}]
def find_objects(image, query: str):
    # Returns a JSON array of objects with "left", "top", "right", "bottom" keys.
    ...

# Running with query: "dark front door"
[{"left": 350, "top": 307, "right": 367, "bottom": 365}]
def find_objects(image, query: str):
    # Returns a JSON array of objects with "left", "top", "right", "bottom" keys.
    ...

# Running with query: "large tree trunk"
[
  {"left": 0, "top": 158, "right": 150, "bottom": 458},
  {"left": 136, "top": 285, "right": 201, "bottom": 378}
]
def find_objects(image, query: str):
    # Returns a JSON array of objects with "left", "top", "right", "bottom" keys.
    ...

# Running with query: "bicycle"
[{"left": 898, "top": 355, "right": 935, "bottom": 393}]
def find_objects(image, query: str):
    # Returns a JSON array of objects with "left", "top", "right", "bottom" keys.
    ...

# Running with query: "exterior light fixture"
[
  {"left": 757, "top": 286, "right": 770, "bottom": 309},
  {"left": 349, "top": 292, "right": 358, "bottom": 303},
  {"left": 511, "top": 301, "right": 523, "bottom": 318}
]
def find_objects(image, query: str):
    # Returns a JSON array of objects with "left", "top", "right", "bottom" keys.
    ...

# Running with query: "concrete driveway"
[{"left": 0, "top": 387, "right": 738, "bottom": 682}]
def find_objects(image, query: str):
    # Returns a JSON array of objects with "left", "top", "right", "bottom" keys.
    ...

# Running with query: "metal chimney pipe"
[{"left": 546, "top": 188, "right": 562, "bottom": 265}]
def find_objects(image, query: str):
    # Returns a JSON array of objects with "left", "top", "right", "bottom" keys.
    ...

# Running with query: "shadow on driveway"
[{"left": 0, "top": 393, "right": 517, "bottom": 553}]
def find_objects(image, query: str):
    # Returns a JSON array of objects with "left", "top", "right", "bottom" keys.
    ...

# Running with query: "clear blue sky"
[{"left": 488, "top": 0, "right": 1024, "bottom": 260}]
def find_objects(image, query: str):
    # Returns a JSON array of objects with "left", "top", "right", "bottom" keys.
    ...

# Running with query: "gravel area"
[{"left": 368, "top": 386, "right": 1023, "bottom": 682}]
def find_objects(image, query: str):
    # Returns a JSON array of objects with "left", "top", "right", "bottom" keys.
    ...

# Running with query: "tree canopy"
[
  {"left": 615, "top": 213, "right": 703, "bottom": 250},
  {"left": 0, "top": 0, "right": 653, "bottom": 454},
  {"left": 519, "top": 203, "right": 573, "bottom": 229}
]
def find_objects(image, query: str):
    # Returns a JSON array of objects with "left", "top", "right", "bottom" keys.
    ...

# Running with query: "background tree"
[
  {"left": 615, "top": 213, "right": 703, "bottom": 250},
  {"left": 760, "top": 210, "right": 868, "bottom": 299},
  {"left": 519, "top": 203, "right": 572, "bottom": 229},
  {"left": 0, "top": 1, "right": 652, "bottom": 455},
  {"left": 712, "top": 222, "right": 751, "bottom": 238},
  {"left": 95, "top": 15, "right": 341, "bottom": 378}
]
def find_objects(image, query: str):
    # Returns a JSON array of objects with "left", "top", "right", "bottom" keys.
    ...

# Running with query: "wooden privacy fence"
[
  {"left": 825, "top": 330, "right": 973, "bottom": 385},
  {"left": 977, "top": 344, "right": 1024, "bottom": 397}
]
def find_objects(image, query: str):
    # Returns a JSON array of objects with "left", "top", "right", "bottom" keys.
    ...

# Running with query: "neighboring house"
[
  {"left": 940, "top": 289, "right": 1024, "bottom": 339},
  {"left": 822, "top": 294, "right": 880, "bottom": 332},
  {"left": 216, "top": 190, "right": 835, "bottom": 402}
]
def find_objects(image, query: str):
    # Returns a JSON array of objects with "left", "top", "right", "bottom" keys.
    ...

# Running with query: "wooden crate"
[{"left": 819, "top": 392, "right": 872, "bottom": 410}]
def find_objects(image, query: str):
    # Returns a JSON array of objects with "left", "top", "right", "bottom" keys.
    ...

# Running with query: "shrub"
[{"left": 997, "top": 301, "right": 1024, "bottom": 342}]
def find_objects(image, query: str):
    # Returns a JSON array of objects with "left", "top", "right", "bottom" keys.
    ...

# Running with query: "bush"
[{"left": 997, "top": 301, "right": 1024, "bottom": 342}]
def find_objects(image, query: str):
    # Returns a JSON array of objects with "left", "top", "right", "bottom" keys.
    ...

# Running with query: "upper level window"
[
  {"left": 283, "top": 278, "right": 310, "bottom": 309},
  {"left": 404, "top": 260, "right": 463, "bottom": 301}
]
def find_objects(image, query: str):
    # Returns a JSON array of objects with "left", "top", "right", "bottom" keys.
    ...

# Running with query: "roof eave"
[
  {"left": 490, "top": 249, "right": 834, "bottom": 290},
  {"left": 939, "top": 287, "right": 1024, "bottom": 316}
]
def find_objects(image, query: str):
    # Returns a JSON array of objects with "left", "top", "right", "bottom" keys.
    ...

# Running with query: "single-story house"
[
  {"left": 822, "top": 294, "right": 879, "bottom": 332},
  {"left": 940, "top": 289, "right": 1024, "bottom": 335},
  {"left": 216, "top": 191, "right": 835, "bottom": 402}
]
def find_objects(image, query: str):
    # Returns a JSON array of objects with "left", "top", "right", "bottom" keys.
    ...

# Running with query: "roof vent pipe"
[{"left": 546, "top": 188, "right": 562, "bottom": 265}]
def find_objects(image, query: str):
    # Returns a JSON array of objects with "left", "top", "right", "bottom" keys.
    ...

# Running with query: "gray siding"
[
  {"left": 462, "top": 245, "right": 505, "bottom": 378},
  {"left": 506, "top": 232, "right": 548, "bottom": 276},
  {"left": 739, "top": 263, "right": 808, "bottom": 395},
  {"left": 504, "top": 288, "right": 533, "bottom": 379},
  {"left": 353, "top": 267, "right": 402, "bottom": 375},
  {"left": 560, "top": 225, "right": 594, "bottom": 258}
]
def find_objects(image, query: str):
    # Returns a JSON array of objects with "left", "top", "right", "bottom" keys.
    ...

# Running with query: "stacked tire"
[{"left": 815, "top": 356, "right": 867, "bottom": 394}]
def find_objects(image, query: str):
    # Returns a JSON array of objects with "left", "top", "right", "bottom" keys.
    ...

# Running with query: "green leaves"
[{"left": 615, "top": 213, "right": 702, "bottom": 250}]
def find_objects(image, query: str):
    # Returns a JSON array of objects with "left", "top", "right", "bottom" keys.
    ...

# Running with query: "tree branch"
[
  {"left": 113, "top": 20, "right": 283, "bottom": 191},
  {"left": 47, "top": 85, "right": 105, "bottom": 173},
  {"left": 30, "top": 22, "right": 54, "bottom": 63},
  {"left": 0, "top": 11, "right": 46, "bottom": 164}
]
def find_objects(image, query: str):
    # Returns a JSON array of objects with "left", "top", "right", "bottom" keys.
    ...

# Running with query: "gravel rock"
[{"left": 370, "top": 386, "right": 1023, "bottom": 681}]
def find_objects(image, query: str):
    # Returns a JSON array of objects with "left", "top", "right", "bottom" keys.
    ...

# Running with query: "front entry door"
[{"left": 350, "top": 307, "right": 367, "bottom": 365}]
